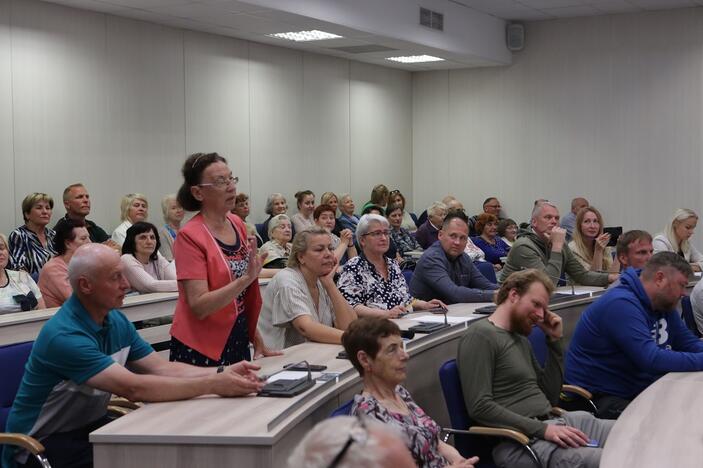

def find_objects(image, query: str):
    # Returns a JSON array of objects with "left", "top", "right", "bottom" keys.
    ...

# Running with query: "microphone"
[{"left": 443, "top": 307, "right": 448, "bottom": 326}]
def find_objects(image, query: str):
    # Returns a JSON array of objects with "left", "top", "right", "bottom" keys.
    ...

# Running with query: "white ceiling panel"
[{"left": 545, "top": 5, "right": 604, "bottom": 17}]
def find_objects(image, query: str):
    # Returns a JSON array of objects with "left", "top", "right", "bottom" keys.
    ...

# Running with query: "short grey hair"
[
  {"left": 68, "top": 243, "right": 119, "bottom": 290},
  {"left": 530, "top": 200, "right": 558, "bottom": 223},
  {"left": 339, "top": 193, "right": 352, "bottom": 204},
  {"left": 287, "top": 417, "right": 404, "bottom": 468},
  {"left": 427, "top": 201, "right": 448, "bottom": 217},
  {"left": 265, "top": 193, "right": 287, "bottom": 216},
  {"left": 161, "top": 194, "right": 178, "bottom": 222},
  {"left": 356, "top": 214, "right": 389, "bottom": 239},
  {"left": 268, "top": 214, "right": 291, "bottom": 238}
]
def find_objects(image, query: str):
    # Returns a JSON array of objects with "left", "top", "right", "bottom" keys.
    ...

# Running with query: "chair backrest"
[
  {"left": 0, "top": 341, "right": 34, "bottom": 431},
  {"left": 438, "top": 359, "right": 496, "bottom": 463},
  {"left": 527, "top": 326, "right": 547, "bottom": 367},
  {"left": 681, "top": 296, "right": 701, "bottom": 338},
  {"left": 255, "top": 223, "right": 266, "bottom": 241},
  {"left": 474, "top": 261, "right": 497, "bottom": 284},
  {"left": 330, "top": 399, "right": 354, "bottom": 418}
]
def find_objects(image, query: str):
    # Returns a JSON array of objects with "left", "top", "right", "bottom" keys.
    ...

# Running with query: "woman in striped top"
[{"left": 9, "top": 193, "right": 57, "bottom": 278}]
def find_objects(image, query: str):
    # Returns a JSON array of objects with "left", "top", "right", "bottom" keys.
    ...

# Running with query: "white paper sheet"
[{"left": 266, "top": 371, "right": 322, "bottom": 383}]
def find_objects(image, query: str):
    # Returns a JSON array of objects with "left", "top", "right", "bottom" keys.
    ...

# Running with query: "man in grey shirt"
[
  {"left": 560, "top": 197, "right": 589, "bottom": 241},
  {"left": 457, "top": 268, "right": 613, "bottom": 468}
]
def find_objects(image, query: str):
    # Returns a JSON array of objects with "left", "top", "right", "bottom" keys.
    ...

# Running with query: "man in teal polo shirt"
[{"left": 3, "top": 244, "right": 264, "bottom": 468}]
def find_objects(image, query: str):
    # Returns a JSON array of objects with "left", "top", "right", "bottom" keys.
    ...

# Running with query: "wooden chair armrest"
[
  {"left": 107, "top": 406, "right": 131, "bottom": 417},
  {"left": 562, "top": 384, "right": 593, "bottom": 400},
  {"left": 467, "top": 426, "right": 531, "bottom": 445},
  {"left": 0, "top": 433, "right": 45, "bottom": 455},
  {"left": 109, "top": 397, "right": 142, "bottom": 410}
]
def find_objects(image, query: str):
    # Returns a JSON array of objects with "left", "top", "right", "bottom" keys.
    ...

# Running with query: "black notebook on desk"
[{"left": 259, "top": 374, "right": 315, "bottom": 398}]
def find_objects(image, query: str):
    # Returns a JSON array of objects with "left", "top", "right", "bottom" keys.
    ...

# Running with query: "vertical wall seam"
[
  {"left": 348, "top": 59, "right": 352, "bottom": 195},
  {"left": 247, "top": 40, "right": 252, "bottom": 197},
  {"left": 8, "top": 0, "right": 16, "bottom": 226},
  {"left": 182, "top": 29, "right": 187, "bottom": 157}
]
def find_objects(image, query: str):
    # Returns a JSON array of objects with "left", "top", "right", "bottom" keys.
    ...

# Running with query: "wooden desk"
[
  {"left": 601, "top": 371, "right": 703, "bottom": 468},
  {"left": 0, "top": 292, "right": 178, "bottom": 347},
  {"left": 90, "top": 288, "right": 602, "bottom": 468}
]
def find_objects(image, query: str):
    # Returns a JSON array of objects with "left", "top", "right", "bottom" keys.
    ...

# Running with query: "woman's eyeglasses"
[{"left": 198, "top": 176, "right": 239, "bottom": 189}]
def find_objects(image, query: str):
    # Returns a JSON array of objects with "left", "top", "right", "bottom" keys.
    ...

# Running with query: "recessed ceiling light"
[
  {"left": 385, "top": 55, "right": 445, "bottom": 64},
  {"left": 267, "top": 30, "right": 343, "bottom": 42}
]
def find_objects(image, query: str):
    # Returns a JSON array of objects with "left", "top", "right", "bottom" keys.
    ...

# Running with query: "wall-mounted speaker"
[{"left": 506, "top": 23, "right": 525, "bottom": 52}]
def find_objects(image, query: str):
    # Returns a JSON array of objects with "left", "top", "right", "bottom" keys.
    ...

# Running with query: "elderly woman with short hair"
[
  {"left": 338, "top": 193, "right": 360, "bottom": 235},
  {"left": 158, "top": 194, "right": 184, "bottom": 261},
  {"left": 259, "top": 214, "right": 293, "bottom": 278},
  {"left": 8, "top": 193, "right": 57, "bottom": 277},
  {"left": 314, "top": 204, "right": 357, "bottom": 264},
  {"left": 344, "top": 317, "right": 479, "bottom": 468},
  {"left": 472, "top": 213, "right": 511, "bottom": 270},
  {"left": 386, "top": 204, "right": 422, "bottom": 257},
  {"left": 111, "top": 193, "right": 149, "bottom": 247},
  {"left": 260, "top": 192, "right": 291, "bottom": 243},
  {"left": 257, "top": 227, "right": 357, "bottom": 349},
  {"left": 415, "top": 201, "right": 447, "bottom": 250},
  {"left": 497, "top": 218, "right": 518, "bottom": 247},
  {"left": 337, "top": 214, "right": 445, "bottom": 318},
  {"left": 232, "top": 192, "right": 262, "bottom": 247}
]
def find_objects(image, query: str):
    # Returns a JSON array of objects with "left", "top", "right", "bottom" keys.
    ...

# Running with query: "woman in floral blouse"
[
  {"left": 343, "top": 317, "right": 479, "bottom": 468},
  {"left": 337, "top": 214, "right": 444, "bottom": 318}
]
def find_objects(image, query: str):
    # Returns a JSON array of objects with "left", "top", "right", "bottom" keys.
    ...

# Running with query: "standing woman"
[
  {"left": 1, "top": 233, "right": 46, "bottom": 313},
  {"left": 158, "top": 194, "right": 184, "bottom": 262},
  {"left": 291, "top": 190, "right": 316, "bottom": 233},
  {"left": 568, "top": 207, "right": 618, "bottom": 273},
  {"left": 111, "top": 193, "right": 149, "bottom": 247},
  {"left": 654, "top": 208, "right": 703, "bottom": 272},
  {"left": 38, "top": 219, "right": 91, "bottom": 307},
  {"left": 9, "top": 193, "right": 57, "bottom": 278},
  {"left": 170, "top": 152, "right": 279, "bottom": 366}
]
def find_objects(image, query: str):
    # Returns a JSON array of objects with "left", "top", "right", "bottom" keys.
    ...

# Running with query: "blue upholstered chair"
[
  {"left": 330, "top": 399, "right": 354, "bottom": 418},
  {"left": 681, "top": 296, "right": 701, "bottom": 338},
  {"left": 474, "top": 261, "right": 497, "bottom": 284},
  {"left": 438, "top": 359, "right": 540, "bottom": 468},
  {"left": 0, "top": 341, "right": 52, "bottom": 467}
]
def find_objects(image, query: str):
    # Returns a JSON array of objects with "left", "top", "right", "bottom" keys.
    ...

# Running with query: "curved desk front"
[
  {"left": 601, "top": 371, "right": 703, "bottom": 468},
  {"left": 90, "top": 288, "right": 603, "bottom": 468}
]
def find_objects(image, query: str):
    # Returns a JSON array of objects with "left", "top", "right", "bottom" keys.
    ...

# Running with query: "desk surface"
[
  {"left": 90, "top": 288, "right": 603, "bottom": 468},
  {"left": 601, "top": 371, "right": 703, "bottom": 468}
]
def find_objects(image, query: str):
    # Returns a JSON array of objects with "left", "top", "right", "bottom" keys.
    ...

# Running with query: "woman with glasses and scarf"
[
  {"left": 0, "top": 232, "right": 45, "bottom": 313},
  {"left": 169, "top": 152, "right": 280, "bottom": 367},
  {"left": 343, "top": 317, "right": 479, "bottom": 468},
  {"left": 337, "top": 214, "right": 444, "bottom": 318}
]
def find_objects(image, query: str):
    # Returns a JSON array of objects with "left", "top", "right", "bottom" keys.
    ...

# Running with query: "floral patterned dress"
[
  {"left": 352, "top": 385, "right": 450, "bottom": 467},
  {"left": 337, "top": 255, "right": 410, "bottom": 309}
]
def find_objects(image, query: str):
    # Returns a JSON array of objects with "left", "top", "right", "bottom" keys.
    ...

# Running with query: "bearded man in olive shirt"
[{"left": 457, "top": 269, "right": 613, "bottom": 468}]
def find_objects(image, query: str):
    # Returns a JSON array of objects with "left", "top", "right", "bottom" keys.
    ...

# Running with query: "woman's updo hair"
[
  {"left": 294, "top": 190, "right": 315, "bottom": 209},
  {"left": 53, "top": 218, "right": 86, "bottom": 256},
  {"left": 177, "top": 152, "right": 227, "bottom": 212}
]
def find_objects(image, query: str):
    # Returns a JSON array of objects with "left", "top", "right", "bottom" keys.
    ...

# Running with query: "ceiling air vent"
[{"left": 420, "top": 7, "right": 444, "bottom": 31}]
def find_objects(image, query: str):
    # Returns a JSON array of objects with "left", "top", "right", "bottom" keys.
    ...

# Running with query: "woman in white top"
[
  {"left": 111, "top": 193, "right": 149, "bottom": 247},
  {"left": 0, "top": 233, "right": 45, "bottom": 314},
  {"left": 568, "top": 206, "right": 618, "bottom": 272},
  {"left": 259, "top": 214, "right": 293, "bottom": 278},
  {"left": 158, "top": 194, "right": 184, "bottom": 262},
  {"left": 257, "top": 227, "right": 356, "bottom": 350},
  {"left": 120, "top": 221, "right": 176, "bottom": 293},
  {"left": 653, "top": 208, "right": 703, "bottom": 272},
  {"left": 290, "top": 190, "right": 316, "bottom": 233}
]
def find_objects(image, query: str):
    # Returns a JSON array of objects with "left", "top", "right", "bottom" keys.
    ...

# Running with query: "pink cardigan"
[{"left": 170, "top": 213, "right": 262, "bottom": 361}]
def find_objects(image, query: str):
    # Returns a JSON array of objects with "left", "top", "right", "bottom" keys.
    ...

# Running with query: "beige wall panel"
[
  {"left": 413, "top": 8, "right": 703, "bottom": 236},
  {"left": 183, "top": 31, "right": 251, "bottom": 204},
  {"left": 350, "top": 62, "right": 413, "bottom": 212},
  {"left": 0, "top": 0, "right": 13, "bottom": 234}
]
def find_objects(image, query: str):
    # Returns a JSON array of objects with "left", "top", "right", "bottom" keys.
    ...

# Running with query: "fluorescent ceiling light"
[
  {"left": 267, "top": 30, "right": 343, "bottom": 42},
  {"left": 386, "top": 55, "right": 445, "bottom": 63}
]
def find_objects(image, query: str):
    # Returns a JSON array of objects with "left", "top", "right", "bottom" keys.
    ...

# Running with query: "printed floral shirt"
[{"left": 337, "top": 255, "right": 410, "bottom": 309}]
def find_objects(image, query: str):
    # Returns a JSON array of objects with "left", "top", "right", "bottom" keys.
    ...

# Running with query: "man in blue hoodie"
[{"left": 565, "top": 252, "right": 703, "bottom": 419}]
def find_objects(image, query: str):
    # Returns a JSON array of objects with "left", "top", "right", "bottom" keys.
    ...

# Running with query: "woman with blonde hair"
[
  {"left": 568, "top": 206, "right": 618, "bottom": 272},
  {"left": 111, "top": 193, "right": 148, "bottom": 247},
  {"left": 653, "top": 208, "right": 703, "bottom": 272},
  {"left": 9, "top": 193, "right": 56, "bottom": 277},
  {"left": 158, "top": 194, "right": 184, "bottom": 261}
]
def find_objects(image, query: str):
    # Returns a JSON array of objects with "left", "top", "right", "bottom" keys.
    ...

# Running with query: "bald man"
[{"left": 3, "top": 244, "right": 264, "bottom": 468}]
